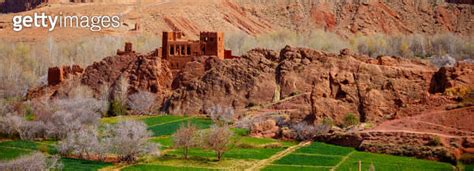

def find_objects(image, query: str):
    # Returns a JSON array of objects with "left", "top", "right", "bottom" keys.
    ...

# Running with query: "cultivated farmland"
[{"left": 0, "top": 115, "right": 457, "bottom": 170}]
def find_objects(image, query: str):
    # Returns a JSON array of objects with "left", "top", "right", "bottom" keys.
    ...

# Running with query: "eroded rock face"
[
  {"left": 250, "top": 119, "right": 279, "bottom": 138},
  {"left": 81, "top": 53, "right": 173, "bottom": 105},
  {"left": 276, "top": 46, "right": 437, "bottom": 124},
  {"left": 430, "top": 62, "right": 474, "bottom": 95},
  {"left": 166, "top": 49, "right": 279, "bottom": 115},
  {"left": 165, "top": 45, "right": 463, "bottom": 126},
  {"left": 28, "top": 51, "right": 173, "bottom": 109}
]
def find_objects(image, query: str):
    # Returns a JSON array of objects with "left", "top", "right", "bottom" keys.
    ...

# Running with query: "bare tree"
[
  {"left": 201, "top": 125, "right": 234, "bottom": 161},
  {"left": 58, "top": 126, "right": 100, "bottom": 159},
  {"left": 292, "top": 122, "right": 331, "bottom": 141},
  {"left": 0, "top": 152, "right": 63, "bottom": 171},
  {"left": 206, "top": 105, "right": 236, "bottom": 126},
  {"left": 172, "top": 122, "right": 198, "bottom": 159},
  {"left": 127, "top": 91, "right": 156, "bottom": 115},
  {"left": 107, "top": 121, "right": 159, "bottom": 163}
]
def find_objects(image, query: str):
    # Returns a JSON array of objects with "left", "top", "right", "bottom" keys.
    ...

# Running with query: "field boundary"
[
  {"left": 246, "top": 141, "right": 311, "bottom": 170},
  {"left": 291, "top": 152, "right": 346, "bottom": 158},
  {"left": 331, "top": 151, "right": 355, "bottom": 171},
  {"left": 147, "top": 116, "right": 196, "bottom": 128},
  {"left": 268, "top": 163, "right": 333, "bottom": 168}
]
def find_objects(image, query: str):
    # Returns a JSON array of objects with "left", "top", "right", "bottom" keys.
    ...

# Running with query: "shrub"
[
  {"left": 460, "top": 153, "right": 474, "bottom": 164},
  {"left": 430, "top": 54, "right": 456, "bottom": 68},
  {"left": 427, "top": 136, "right": 442, "bottom": 146},
  {"left": 110, "top": 99, "right": 127, "bottom": 116},
  {"left": 172, "top": 122, "right": 198, "bottom": 159},
  {"left": 321, "top": 117, "right": 334, "bottom": 127},
  {"left": 343, "top": 113, "right": 359, "bottom": 128},
  {"left": 444, "top": 86, "right": 471, "bottom": 97},
  {"left": 127, "top": 91, "right": 156, "bottom": 115},
  {"left": 201, "top": 125, "right": 234, "bottom": 161}
]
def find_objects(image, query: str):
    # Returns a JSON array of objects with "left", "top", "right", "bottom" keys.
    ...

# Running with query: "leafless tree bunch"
[
  {"left": 0, "top": 152, "right": 63, "bottom": 171},
  {"left": 292, "top": 122, "right": 331, "bottom": 141},
  {"left": 127, "top": 91, "right": 157, "bottom": 115},
  {"left": 172, "top": 122, "right": 198, "bottom": 159},
  {"left": 430, "top": 54, "right": 456, "bottom": 68},
  {"left": 205, "top": 105, "right": 236, "bottom": 125},
  {"left": 58, "top": 126, "right": 100, "bottom": 159},
  {"left": 201, "top": 124, "right": 234, "bottom": 161},
  {"left": 107, "top": 121, "right": 159, "bottom": 163}
]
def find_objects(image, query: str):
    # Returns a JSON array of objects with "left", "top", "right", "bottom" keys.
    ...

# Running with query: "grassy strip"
[
  {"left": 148, "top": 118, "right": 212, "bottom": 136},
  {"left": 294, "top": 142, "right": 354, "bottom": 156},
  {"left": 122, "top": 164, "right": 217, "bottom": 171},
  {"left": 263, "top": 164, "right": 331, "bottom": 171},
  {"left": 0, "top": 146, "right": 33, "bottom": 160},
  {"left": 61, "top": 158, "right": 112, "bottom": 171},
  {"left": 337, "top": 151, "right": 453, "bottom": 171},
  {"left": 274, "top": 153, "right": 342, "bottom": 166}
]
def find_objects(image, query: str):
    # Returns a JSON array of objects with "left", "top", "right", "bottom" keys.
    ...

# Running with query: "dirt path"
[
  {"left": 331, "top": 151, "right": 355, "bottom": 171},
  {"left": 246, "top": 141, "right": 311, "bottom": 171},
  {"left": 361, "top": 129, "right": 474, "bottom": 139},
  {"left": 147, "top": 116, "right": 195, "bottom": 128}
]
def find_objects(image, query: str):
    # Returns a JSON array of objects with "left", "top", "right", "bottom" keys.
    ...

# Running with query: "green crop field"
[
  {"left": 61, "top": 158, "right": 112, "bottom": 171},
  {"left": 0, "top": 115, "right": 458, "bottom": 171},
  {"left": 262, "top": 165, "right": 331, "bottom": 171},
  {"left": 143, "top": 115, "right": 189, "bottom": 126},
  {"left": 465, "top": 164, "right": 474, "bottom": 171},
  {"left": 148, "top": 118, "right": 212, "bottom": 136},
  {"left": 169, "top": 147, "right": 285, "bottom": 160},
  {"left": 265, "top": 142, "right": 453, "bottom": 171},
  {"left": 0, "top": 146, "right": 33, "bottom": 160},
  {"left": 275, "top": 154, "right": 342, "bottom": 166},
  {"left": 123, "top": 164, "right": 217, "bottom": 171}
]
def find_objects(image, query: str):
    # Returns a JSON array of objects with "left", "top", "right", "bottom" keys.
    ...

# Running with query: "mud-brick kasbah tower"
[{"left": 162, "top": 31, "right": 226, "bottom": 72}]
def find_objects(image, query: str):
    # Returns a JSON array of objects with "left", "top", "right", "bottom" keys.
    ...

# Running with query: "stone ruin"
[
  {"left": 47, "top": 65, "right": 84, "bottom": 86},
  {"left": 116, "top": 42, "right": 135, "bottom": 55},
  {"left": 47, "top": 31, "right": 236, "bottom": 87}
]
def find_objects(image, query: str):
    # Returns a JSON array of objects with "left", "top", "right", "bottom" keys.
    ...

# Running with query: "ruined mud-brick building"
[
  {"left": 46, "top": 31, "right": 235, "bottom": 86},
  {"left": 47, "top": 65, "right": 84, "bottom": 85},
  {"left": 161, "top": 31, "right": 234, "bottom": 72}
]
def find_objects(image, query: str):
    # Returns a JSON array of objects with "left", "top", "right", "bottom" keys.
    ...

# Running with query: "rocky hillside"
[{"left": 1, "top": 0, "right": 472, "bottom": 39}]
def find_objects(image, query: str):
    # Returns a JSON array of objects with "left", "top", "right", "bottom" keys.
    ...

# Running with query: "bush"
[
  {"left": 460, "top": 153, "right": 474, "bottom": 164},
  {"left": 427, "top": 136, "right": 442, "bottom": 146},
  {"left": 430, "top": 54, "right": 456, "bottom": 68},
  {"left": 110, "top": 99, "right": 127, "bottom": 116},
  {"left": 343, "top": 113, "right": 359, "bottom": 128}
]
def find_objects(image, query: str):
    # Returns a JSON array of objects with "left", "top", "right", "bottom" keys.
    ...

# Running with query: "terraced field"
[
  {"left": 0, "top": 115, "right": 458, "bottom": 170},
  {"left": 0, "top": 140, "right": 111, "bottom": 170},
  {"left": 263, "top": 142, "right": 453, "bottom": 171}
]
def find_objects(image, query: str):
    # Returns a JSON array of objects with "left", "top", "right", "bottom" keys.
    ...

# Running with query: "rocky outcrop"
[
  {"left": 430, "top": 62, "right": 474, "bottom": 96},
  {"left": 250, "top": 119, "right": 279, "bottom": 138},
  {"left": 276, "top": 46, "right": 436, "bottom": 124},
  {"left": 166, "top": 49, "right": 279, "bottom": 115},
  {"left": 28, "top": 48, "right": 173, "bottom": 109}
]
